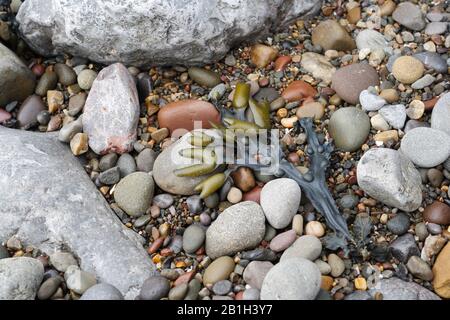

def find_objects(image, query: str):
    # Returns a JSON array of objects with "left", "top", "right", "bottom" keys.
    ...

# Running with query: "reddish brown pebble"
[
  {"left": 282, "top": 80, "right": 318, "bottom": 102},
  {"left": 258, "top": 78, "right": 269, "bottom": 87},
  {"left": 287, "top": 152, "right": 300, "bottom": 165},
  {"left": 157, "top": 99, "right": 220, "bottom": 135},
  {"left": 424, "top": 97, "right": 439, "bottom": 111},
  {"left": 32, "top": 63, "right": 45, "bottom": 77},
  {"left": 148, "top": 237, "right": 164, "bottom": 254},
  {"left": 160, "top": 248, "right": 173, "bottom": 256},
  {"left": 242, "top": 185, "right": 262, "bottom": 204},
  {"left": 235, "top": 291, "right": 244, "bottom": 300},
  {"left": 423, "top": 201, "right": 450, "bottom": 225},
  {"left": 274, "top": 55, "right": 292, "bottom": 72},
  {"left": 231, "top": 167, "right": 256, "bottom": 192},
  {"left": 174, "top": 271, "right": 195, "bottom": 286}
]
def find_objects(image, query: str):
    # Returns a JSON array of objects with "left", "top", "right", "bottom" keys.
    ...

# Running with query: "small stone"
[
  {"left": 152, "top": 194, "right": 173, "bottom": 209},
  {"left": 98, "top": 166, "right": 120, "bottom": 185},
  {"left": 203, "top": 256, "right": 235, "bottom": 285},
  {"left": 387, "top": 213, "right": 410, "bottom": 235},
  {"left": 311, "top": 20, "right": 356, "bottom": 51},
  {"left": 117, "top": 153, "right": 136, "bottom": 177},
  {"left": 425, "top": 22, "right": 448, "bottom": 35},
  {"left": 411, "top": 75, "right": 435, "bottom": 90},
  {"left": 47, "top": 90, "right": 64, "bottom": 113},
  {"left": 70, "top": 133, "right": 89, "bottom": 156},
  {"left": 356, "top": 29, "right": 388, "bottom": 51},
  {"left": 360, "top": 89, "right": 387, "bottom": 111},
  {"left": 139, "top": 276, "right": 170, "bottom": 300},
  {"left": 54, "top": 63, "right": 77, "bottom": 86},
  {"left": 65, "top": 267, "right": 96, "bottom": 295},
  {"left": 328, "top": 254, "right": 345, "bottom": 277},
  {"left": 300, "top": 53, "right": 336, "bottom": 84},
  {"left": 231, "top": 167, "right": 256, "bottom": 193},
  {"left": 114, "top": 172, "right": 155, "bottom": 217},
  {"left": 168, "top": 283, "right": 188, "bottom": 300},
  {"left": 315, "top": 260, "right": 331, "bottom": 275},
  {"left": 77, "top": 69, "right": 97, "bottom": 90},
  {"left": 205, "top": 202, "right": 265, "bottom": 259},
  {"left": 292, "top": 214, "right": 303, "bottom": 236},
  {"left": 400, "top": 127, "right": 450, "bottom": 168},
  {"left": 250, "top": 44, "right": 278, "bottom": 68},
  {"left": 379, "top": 89, "right": 399, "bottom": 104},
  {"left": 269, "top": 230, "right": 297, "bottom": 252},
  {"left": 208, "top": 83, "right": 226, "bottom": 101},
  {"left": 371, "top": 114, "right": 390, "bottom": 131},
  {"left": 392, "top": 2, "right": 426, "bottom": 31},
  {"left": 389, "top": 233, "right": 420, "bottom": 263},
  {"left": 281, "top": 80, "right": 317, "bottom": 102},
  {"left": 58, "top": 116, "right": 83, "bottom": 143},
  {"left": 296, "top": 101, "right": 325, "bottom": 120},
  {"left": 423, "top": 201, "right": 450, "bottom": 225},
  {"left": 305, "top": 221, "right": 325, "bottom": 238},
  {"left": 212, "top": 280, "right": 232, "bottom": 296},
  {"left": 260, "top": 258, "right": 321, "bottom": 300},
  {"left": 16, "top": 95, "right": 46, "bottom": 129},
  {"left": 379, "top": 104, "right": 406, "bottom": 129},
  {"left": 328, "top": 107, "right": 370, "bottom": 152},
  {"left": 392, "top": 56, "right": 424, "bottom": 84},
  {"left": 260, "top": 178, "right": 301, "bottom": 229},
  {"left": 37, "top": 277, "right": 61, "bottom": 300},
  {"left": 242, "top": 288, "right": 260, "bottom": 300},
  {"left": 280, "top": 235, "right": 322, "bottom": 262},
  {"left": 406, "top": 100, "right": 425, "bottom": 119},
  {"left": 331, "top": 63, "right": 379, "bottom": 104},
  {"left": 413, "top": 52, "right": 448, "bottom": 74},
  {"left": 136, "top": 148, "right": 156, "bottom": 172},
  {"left": 227, "top": 187, "right": 243, "bottom": 204},
  {"left": 49, "top": 252, "right": 77, "bottom": 272},
  {"left": 99, "top": 153, "right": 118, "bottom": 172},
  {"left": 183, "top": 224, "right": 205, "bottom": 254},
  {"left": 415, "top": 223, "right": 429, "bottom": 241}
]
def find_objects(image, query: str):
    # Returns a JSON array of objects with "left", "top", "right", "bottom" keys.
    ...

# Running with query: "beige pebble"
[
  {"left": 305, "top": 221, "right": 325, "bottom": 238},
  {"left": 70, "top": 133, "right": 88, "bottom": 156},
  {"left": 292, "top": 214, "right": 304, "bottom": 236},
  {"left": 227, "top": 187, "right": 243, "bottom": 204},
  {"left": 379, "top": 0, "right": 396, "bottom": 17},
  {"left": 392, "top": 56, "right": 424, "bottom": 84},
  {"left": 159, "top": 222, "right": 170, "bottom": 237},
  {"left": 424, "top": 41, "right": 436, "bottom": 52},
  {"left": 406, "top": 100, "right": 425, "bottom": 120},
  {"left": 380, "top": 213, "right": 389, "bottom": 224},
  {"left": 281, "top": 116, "right": 298, "bottom": 128},
  {"left": 151, "top": 128, "right": 169, "bottom": 143},
  {"left": 371, "top": 114, "right": 390, "bottom": 131},
  {"left": 374, "top": 130, "right": 399, "bottom": 144},
  {"left": 47, "top": 90, "right": 64, "bottom": 113},
  {"left": 379, "top": 88, "right": 399, "bottom": 103}
]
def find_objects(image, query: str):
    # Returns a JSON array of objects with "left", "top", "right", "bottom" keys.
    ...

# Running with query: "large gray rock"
[
  {"left": 16, "top": 0, "right": 321, "bottom": 67},
  {"left": 205, "top": 201, "right": 266, "bottom": 259},
  {"left": 368, "top": 277, "right": 440, "bottom": 300},
  {"left": 357, "top": 148, "right": 422, "bottom": 212},
  {"left": 0, "top": 43, "right": 36, "bottom": 106},
  {"left": 82, "top": 63, "right": 139, "bottom": 155},
  {"left": 0, "top": 127, "right": 155, "bottom": 299},
  {"left": 0, "top": 257, "right": 44, "bottom": 300}
]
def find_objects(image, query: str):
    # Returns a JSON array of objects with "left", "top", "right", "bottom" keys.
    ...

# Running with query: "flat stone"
[
  {"left": 296, "top": 102, "right": 325, "bottom": 120},
  {"left": 431, "top": 92, "right": 450, "bottom": 136},
  {"left": 157, "top": 100, "right": 220, "bottom": 136},
  {"left": 331, "top": 63, "right": 379, "bottom": 104},
  {"left": 80, "top": 283, "right": 124, "bottom": 300},
  {"left": 260, "top": 258, "right": 321, "bottom": 300},
  {"left": 0, "top": 127, "right": 155, "bottom": 299},
  {"left": 300, "top": 52, "right": 336, "bottom": 84},
  {"left": 328, "top": 107, "right": 370, "bottom": 152},
  {"left": 0, "top": 43, "right": 35, "bottom": 106},
  {"left": 411, "top": 74, "right": 435, "bottom": 90},
  {"left": 182, "top": 224, "right": 205, "bottom": 254},
  {"left": 357, "top": 148, "right": 422, "bottom": 212},
  {"left": 356, "top": 29, "right": 388, "bottom": 51},
  {"left": 392, "top": 2, "right": 426, "bottom": 31},
  {"left": 280, "top": 235, "right": 322, "bottom": 262},
  {"left": 0, "top": 257, "right": 44, "bottom": 300},
  {"left": 260, "top": 178, "right": 301, "bottom": 229},
  {"left": 205, "top": 201, "right": 266, "bottom": 259},
  {"left": 360, "top": 89, "right": 387, "bottom": 111},
  {"left": 413, "top": 52, "right": 448, "bottom": 74},
  {"left": 406, "top": 256, "right": 433, "bottom": 281},
  {"left": 188, "top": 67, "right": 221, "bottom": 88},
  {"left": 82, "top": 63, "right": 139, "bottom": 155},
  {"left": 281, "top": 80, "right": 317, "bottom": 102},
  {"left": 425, "top": 22, "right": 448, "bottom": 35},
  {"left": 203, "top": 256, "right": 235, "bottom": 285},
  {"left": 311, "top": 20, "right": 356, "bottom": 51},
  {"left": 17, "top": 0, "right": 321, "bottom": 67},
  {"left": 379, "top": 104, "right": 406, "bottom": 129},
  {"left": 400, "top": 127, "right": 450, "bottom": 168}
]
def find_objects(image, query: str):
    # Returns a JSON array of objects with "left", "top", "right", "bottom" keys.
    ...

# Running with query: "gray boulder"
[
  {"left": 0, "top": 127, "right": 155, "bottom": 299},
  {"left": 357, "top": 148, "right": 422, "bottom": 212},
  {"left": 16, "top": 0, "right": 321, "bottom": 67},
  {"left": 0, "top": 43, "right": 35, "bottom": 106},
  {"left": 0, "top": 257, "right": 44, "bottom": 300},
  {"left": 368, "top": 277, "right": 440, "bottom": 300}
]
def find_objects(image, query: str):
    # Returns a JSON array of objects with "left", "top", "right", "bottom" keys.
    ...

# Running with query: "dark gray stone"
[
  {"left": 98, "top": 166, "right": 121, "bottom": 185},
  {"left": 138, "top": 276, "right": 170, "bottom": 300},
  {"left": 136, "top": 148, "right": 156, "bottom": 172},
  {"left": 117, "top": 153, "right": 137, "bottom": 177},
  {"left": 17, "top": 0, "right": 321, "bottom": 67},
  {"left": 387, "top": 213, "right": 410, "bottom": 235},
  {"left": 389, "top": 233, "right": 420, "bottom": 263},
  {"left": 0, "top": 127, "right": 155, "bottom": 299}
]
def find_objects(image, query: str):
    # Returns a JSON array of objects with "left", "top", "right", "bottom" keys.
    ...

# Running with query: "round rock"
[
  {"left": 139, "top": 276, "right": 170, "bottom": 300},
  {"left": 280, "top": 235, "right": 322, "bottom": 262},
  {"left": 260, "top": 178, "right": 301, "bottom": 229},
  {"left": 80, "top": 283, "right": 124, "bottom": 300},
  {"left": 113, "top": 172, "right": 155, "bottom": 217},
  {"left": 182, "top": 224, "right": 205, "bottom": 254},
  {"left": 260, "top": 257, "right": 321, "bottom": 300},
  {"left": 400, "top": 127, "right": 450, "bottom": 168}
]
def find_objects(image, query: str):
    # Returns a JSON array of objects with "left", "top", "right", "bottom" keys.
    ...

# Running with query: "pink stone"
[{"left": 269, "top": 229, "right": 297, "bottom": 252}]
